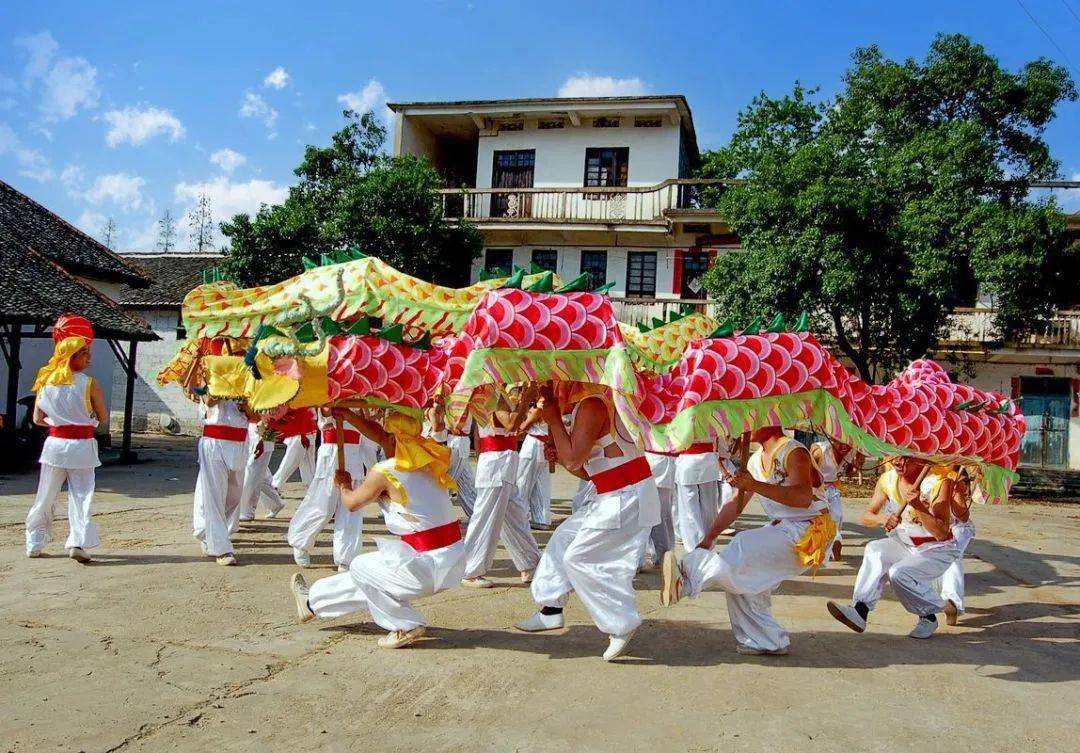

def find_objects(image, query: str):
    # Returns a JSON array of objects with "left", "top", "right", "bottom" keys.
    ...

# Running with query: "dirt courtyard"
[{"left": 1, "top": 436, "right": 1077, "bottom": 753}]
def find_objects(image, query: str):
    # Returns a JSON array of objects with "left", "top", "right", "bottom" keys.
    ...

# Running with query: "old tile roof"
[
  {"left": 0, "top": 237, "right": 156, "bottom": 340},
  {"left": 114, "top": 253, "right": 222, "bottom": 308},
  {"left": 0, "top": 179, "right": 151, "bottom": 285}
]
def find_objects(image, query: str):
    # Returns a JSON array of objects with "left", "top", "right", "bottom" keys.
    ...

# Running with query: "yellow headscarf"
[
  {"left": 32, "top": 336, "right": 88, "bottom": 392},
  {"left": 384, "top": 413, "right": 458, "bottom": 492}
]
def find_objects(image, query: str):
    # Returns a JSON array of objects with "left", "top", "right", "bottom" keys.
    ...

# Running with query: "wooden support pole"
[{"left": 120, "top": 339, "right": 138, "bottom": 463}]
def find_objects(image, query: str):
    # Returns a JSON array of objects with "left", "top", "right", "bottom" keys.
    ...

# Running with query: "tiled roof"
[
  {"left": 114, "top": 253, "right": 222, "bottom": 308},
  {"left": 0, "top": 179, "right": 151, "bottom": 285},
  {"left": 0, "top": 237, "right": 156, "bottom": 340}
]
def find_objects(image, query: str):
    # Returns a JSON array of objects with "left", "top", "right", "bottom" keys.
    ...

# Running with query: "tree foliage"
[
  {"left": 221, "top": 110, "right": 482, "bottom": 287},
  {"left": 698, "top": 34, "right": 1077, "bottom": 382}
]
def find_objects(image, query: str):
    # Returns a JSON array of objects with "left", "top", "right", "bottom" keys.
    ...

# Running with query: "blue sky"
[{"left": 2, "top": 0, "right": 1078, "bottom": 250}]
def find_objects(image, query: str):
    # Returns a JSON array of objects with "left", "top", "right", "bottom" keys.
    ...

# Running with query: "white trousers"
[
  {"left": 644, "top": 487, "right": 676, "bottom": 564},
  {"left": 447, "top": 436, "right": 476, "bottom": 518},
  {"left": 25, "top": 464, "right": 99, "bottom": 554},
  {"left": 682, "top": 520, "right": 810, "bottom": 652},
  {"left": 852, "top": 536, "right": 961, "bottom": 617},
  {"left": 287, "top": 472, "right": 364, "bottom": 568},
  {"left": 676, "top": 481, "right": 720, "bottom": 551},
  {"left": 462, "top": 481, "right": 541, "bottom": 577},
  {"left": 517, "top": 441, "right": 552, "bottom": 526},
  {"left": 273, "top": 434, "right": 315, "bottom": 488},
  {"left": 531, "top": 505, "right": 651, "bottom": 636},
  {"left": 309, "top": 539, "right": 465, "bottom": 632},
  {"left": 824, "top": 486, "right": 844, "bottom": 542},
  {"left": 240, "top": 443, "right": 284, "bottom": 519},
  {"left": 192, "top": 440, "right": 244, "bottom": 557},
  {"left": 940, "top": 522, "right": 975, "bottom": 612},
  {"left": 571, "top": 479, "right": 596, "bottom": 513}
]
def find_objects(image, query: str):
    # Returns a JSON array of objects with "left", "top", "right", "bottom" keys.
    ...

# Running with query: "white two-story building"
[{"left": 388, "top": 95, "right": 736, "bottom": 322}]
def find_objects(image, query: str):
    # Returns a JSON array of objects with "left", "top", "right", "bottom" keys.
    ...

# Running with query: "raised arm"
[
  {"left": 728, "top": 445, "right": 816, "bottom": 509},
  {"left": 335, "top": 408, "right": 395, "bottom": 457},
  {"left": 909, "top": 476, "right": 953, "bottom": 541},
  {"left": 335, "top": 467, "right": 391, "bottom": 512},
  {"left": 539, "top": 389, "right": 605, "bottom": 473},
  {"left": 861, "top": 478, "right": 891, "bottom": 528}
]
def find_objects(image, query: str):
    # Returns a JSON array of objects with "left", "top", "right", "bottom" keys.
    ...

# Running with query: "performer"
[
  {"left": 272, "top": 407, "right": 318, "bottom": 490},
  {"left": 570, "top": 477, "right": 596, "bottom": 513},
  {"left": 810, "top": 438, "right": 860, "bottom": 562},
  {"left": 25, "top": 315, "right": 106, "bottom": 562},
  {"left": 516, "top": 384, "right": 661, "bottom": 662},
  {"left": 238, "top": 418, "right": 285, "bottom": 521},
  {"left": 424, "top": 399, "right": 476, "bottom": 519},
  {"left": 289, "top": 413, "right": 464, "bottom": 649},
  {"left": 674, "top": 439, "right": 722, "bottom": 550},
  {"left": 516, "top": 399, "right": 554, "bottom": 530},
  {"left": 287, "top": 407, "right": 376, "bottom": 570},
  {"left": 663, "top": 427, "right": 835, "bottom": 656},
  {"left": 460, "top": 390, "right": 541, "bottom": 588},
  {"left": 827, "top": 458, "right": 959, "bottom": 639},
  {"left": 192, "top": 391, "right": 253, "bottom": 566},
  {"left": 940, "top": 465, "right": 974, "bottom": 625},
  {"left": 642, "top": 449, "right": 676, "bottom": 570}
]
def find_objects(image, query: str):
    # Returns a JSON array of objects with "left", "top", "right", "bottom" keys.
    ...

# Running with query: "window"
[
  {"left": 484, "top": 248, "right": 513, "bottom": 278},
  {"left": 538, "top": 118, "right": 565, "bottom": 129},
  {"left": 680, "top": 251, "right": 712, "bottom": 299},
  {"left": 491, "top": 149, "right": 535, "bottom": 217},
  {"left": 584, "top": 147, "right": 629, "bottom": 188},
  {"left": 531, "top": 249, "right": 558, "bottom": 273},
  {"left": 580, "top": 251, "right": 607, "bottom": 289},
  {"left": 497, "top": 120, "right": 524, "bottom": 131},
  {"left": 634, "top": 117, "right": 662, "bottom": 128},
  {"left": 592, "top": 117, "right": 620, "bottom": 128},
  {"left": 626, "top": 252, "right": 657, "bottom": 297}
]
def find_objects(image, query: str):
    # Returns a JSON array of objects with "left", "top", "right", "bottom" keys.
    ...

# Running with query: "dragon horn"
[{"left": 766, "top": 313, "right": 786, "bottom": 333}]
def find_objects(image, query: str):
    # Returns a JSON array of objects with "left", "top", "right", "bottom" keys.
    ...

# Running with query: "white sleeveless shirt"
[
  {"left": 747, "top": 437, "right": 827, "bottom": 521},
  {"left": 879, "top": 466, "right": 951, "bottom": 547},
  {"left": 374, "top": 459, "right": 459, "bottom": 535},
  {"left": 37, "top": 371, "right": 100, "bottom": 469}
]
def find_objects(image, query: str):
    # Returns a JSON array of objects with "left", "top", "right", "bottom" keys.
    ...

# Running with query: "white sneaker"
[
  {"left": 827, "top": 601, "right": 866, "bottom": 633},
  {"left": 461, "top": 576, "right": 494, "bottom": 589},
  {"left": 290, "top": 572, "right": 314, "bottom": 623},
  {"left": 660, "top": 551, "right": 681, "bottom": 607},
  {"left": 292, "top": 548, "right": 311, "bottom": 567},
  {"left": 377, "top": 626, "right": 426, "bottom": 649},
  {"left": 515, "top": 611, "right": 565, "bottom": 632},
  {"left": 909, "top": 617, "right": 939, "bottom": 639},
  {"left": 68, "top": 547, "right": 92, "bottom": 563},
  {"left": 520, "top": 570, "right": 534, "bottom": 584},
  {"left": 265, "top": 504, "right": 284, "bottom": 520},
  {"left": 602, "top": 628, "right": 637, "bottom": 662},
  {"left": 216, "top": 553, "right": 237, "bottom": 566},
  {"left": 736, "top": 644, "right": 789, "bottom": 656},
  {"left": 238, "top": 516, "right": 254, "bottom": 523},
  {"left": 944, "top": 599, "right": 960, "bottom": 626}
]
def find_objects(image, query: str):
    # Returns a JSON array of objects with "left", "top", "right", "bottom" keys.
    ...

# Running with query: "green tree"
[
  {"left": 221, "top": 110, "right": 481, "bottom": 287},
  {"left": 698, "top": 34, "right": 1077, "bottom": 382}
]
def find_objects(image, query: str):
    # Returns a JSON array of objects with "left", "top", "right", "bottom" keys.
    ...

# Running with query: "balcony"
[
  {"left": 610, "top": 298, "right": 722, "bottom": 327},
  {"left": 945, "top": 308, "right": 1080, "bottom": 349},
  {"left": 438, "top": 178, "right": 728, "bottom": 228}
]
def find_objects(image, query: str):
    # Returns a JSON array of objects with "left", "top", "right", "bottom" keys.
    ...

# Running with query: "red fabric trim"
[
  {"left": 322, "top": 428, "right": 361, "bottom": 445},
  {"left": 270, "top": 409, "right": 318, "bottom": 438},
  {"left": 527, "top": 434, "right": 551, "bottom": 443},
  {"left": 910, "top": 534, "right": 953, "bottom": 547},
  {"left": 590, "top": 456, "right": 652, "bottom": 494},
  {"left": 49, "top": 425, "right": 95, "bottom": 439},
  {"left": 1010, "top": 376, "right": 1021, "bottom": 400},
  {"left": 478, "top": 435, "right": 518, "bottom": 453},
  {"left": 202, "top": 424, "right": 248, "bottom": 442},
  {"left": 680, "top": 442, "right": 714, "bottom": 455},
  {"left": 400, "top": 521, "right": 463, "bottom": 552},
  {"left": 672, "top": 248, "right": 684, "bottom": 295}
]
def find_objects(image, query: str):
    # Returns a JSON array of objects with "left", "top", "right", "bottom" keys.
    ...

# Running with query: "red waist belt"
[
  {"left": 49, "top": 425, "right": 95, "bottom": 439},
  {"left": 590, "top": 456, "right": 652, "bottom": 494},
  {"left": 910, "top": 534, "right": 952, "bottom": 547},
  {"left": 203, "top": 424, "right": 248, "bottom": 442},
  {"left": 478, "top": 435, "right": 518, "bottom": 453},
  {"left": 681, "top": 443, "right": 715, "bottom": 455},
  {"left": 401, "top": 521, "right": 462, "bottom": 552},
  {"left": 322, "top": 428, "right": 361, "bottom": 445},
  {"left": 527, "top": 434, "right": 550, "bottom": 443}
]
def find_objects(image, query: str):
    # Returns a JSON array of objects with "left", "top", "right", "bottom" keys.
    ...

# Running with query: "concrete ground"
[{"left": 0, "top": 435, "right": 1077, "bottom": 753}]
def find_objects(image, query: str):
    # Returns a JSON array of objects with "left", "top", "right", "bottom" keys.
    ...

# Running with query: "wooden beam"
[
  {"left": 567, "top": 111, "right": 581, "bottom": 127},
  {"left": 3, "top": 328, "right": 20, "bottom": 434},
  {"left": 119, "top": 339, "right": 138, "bottom": 462},
  {"left": 469, "top": 113, "right": 486, "bottom": 130}
]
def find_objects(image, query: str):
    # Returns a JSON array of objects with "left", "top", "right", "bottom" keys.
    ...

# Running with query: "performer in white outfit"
[
  {"left": 446, "top": 416, "right": 476, "bottom": 519},
  {"left": 664, "top": 428, "right": 835, "bottom": 656},
  {"left": 643, "top": 450, "right": 676, "bottom": 569},
  {"left": 517, "top": 385, "right": 661, "bottom": 662},
  {"left": 238, "top": 419, "right": 285, "bottom": 521},
  {"left": 25, "top": 315, "right": 106, "bottom": 562},
  {"left": 518, "top": 415, "right": 554, "bottom": 529},
  {"left": 192, "top": 394, "right": 252, "bottom": 565},
  {"left": 460, "top": 399, "right": 541, "bottom": 588},
  {"left": 570, "top": 478, "right": 597, "bottom": 513},
  {"left": 287, "top": 409, "right": 375, "bottom": 570},
  {"left": 289, "top": 413, "right": 465, "bottom": 649},
  {"left": 810, "top": 438, "right": 859, "bottom": 562},
  {"left": 272, "top": 408, "right": 317, "bottom": 490},
  {"left": 940, "top": 466, "right": 974, "bottom": 625},
  {"left": 674, "top": 440, "right": 723, "bottom": 551},
  {"left": 827, "top": 459, "right": 960, "bottom": 639}
]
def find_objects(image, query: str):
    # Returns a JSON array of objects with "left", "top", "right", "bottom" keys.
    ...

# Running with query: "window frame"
[
  {"left": 625, "top": 251, "right": 657, "bottom": 298},
  {"left": 531, "top": 249, "right": 559, "bottom": 273},
  {"left": 579, "top": 250, "right": 608, "bottom": 289},
  {"left": 583, "top": 147, "right": 629, "bottom": 199},
  {"left": 484, "top": 248, "right": 514, "bottom": 278}
]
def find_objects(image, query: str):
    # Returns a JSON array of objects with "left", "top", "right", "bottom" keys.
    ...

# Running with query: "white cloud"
[
  {"left": 103, "top": 105, "right": 185, "bottom": 147},
  {"left": 0, "top": 122, "right": 53, "bottom": 181},
  {"left": 60, "top": 163, "right": 85, "bottom": 193},
  {"left": 557, "top": 74, "right": 649, "bottom": 98},
  {"left": 15, "top": 31, "right": 99, "bottom": 120},
  {"left": 239, "top": 90, "right": 277, "bottom": 130},
  {"left": 174, "top": 176, "right": 288, "bottom": 245},
  {"left": 337, "top": 79, "right": 392, "bottom": 122},
  {"left": 263, "top": 66, "right": 290, "bottom": 89},
  {"left": 76, "top": 209, "right": 108, "bottom": 236},
  {"left": 210, "top": 148, "right": 246, "bottom": 173},
  {"left": 84, "top": 172, "right": 146, "bottom": 211}
]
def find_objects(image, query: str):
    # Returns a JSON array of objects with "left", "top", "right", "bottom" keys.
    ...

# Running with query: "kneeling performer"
[
  {"left": 289, "top": 413, "right": 464, "bottom": 649},
  {"left": 516, "top": 384, "right": 660, "bottom": 662}
]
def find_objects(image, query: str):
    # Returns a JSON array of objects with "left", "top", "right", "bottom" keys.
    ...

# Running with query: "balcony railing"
[
  {"left": 610, "top": 298, "right": 722, "bottom": 327},
  {"left": 945, "top": 308, "right": 1080, "bottom": 348},
  {"left": 438, "top": 178, "right": 727, "bottom": 225}
]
